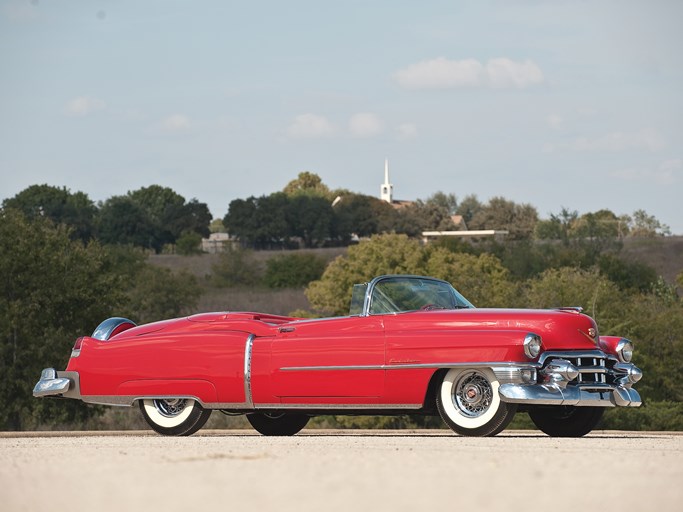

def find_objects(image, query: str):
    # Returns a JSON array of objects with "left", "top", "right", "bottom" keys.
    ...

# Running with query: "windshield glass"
[{"left": 368, "top": 276, "right": 473, "bottom": 314}]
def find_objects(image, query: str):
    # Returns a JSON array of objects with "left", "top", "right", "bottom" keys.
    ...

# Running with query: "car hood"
[{"left": 385, "top": 308, "right": 600, "bottom": 351}]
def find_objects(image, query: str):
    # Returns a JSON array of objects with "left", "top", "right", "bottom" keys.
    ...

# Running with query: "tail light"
[{"left": 71, "top": 337, "right": 85, "bottom": 358}]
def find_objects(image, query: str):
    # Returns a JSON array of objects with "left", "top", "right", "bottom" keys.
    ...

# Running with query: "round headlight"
[
  {"left": 524, "top": 333, "right": 542, "bottom": 359},
  {"left": 616, "top": 339, "right": 633, "bottom": 363}
]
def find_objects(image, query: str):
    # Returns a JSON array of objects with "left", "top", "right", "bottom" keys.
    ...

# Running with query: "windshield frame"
[{"left": 350, "top": 275, "right": 474, "bottom": 316}]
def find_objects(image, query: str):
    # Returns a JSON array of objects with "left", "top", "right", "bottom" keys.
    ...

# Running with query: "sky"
[{"left": 1, "top": 0, "right": 682, "bottom": 233}]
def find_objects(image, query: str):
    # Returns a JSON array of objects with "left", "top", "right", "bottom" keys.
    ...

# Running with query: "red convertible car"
[{"left": 34, "top": 275, "right": 642, "bottom": 437}]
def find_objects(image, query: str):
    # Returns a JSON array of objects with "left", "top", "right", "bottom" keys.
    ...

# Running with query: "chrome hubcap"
[
  {"left": 153, "top": 398, "right": 188, "bottom": 418},
  {"left": 453, "top": 372, "right": 493, "bottom": 417}
]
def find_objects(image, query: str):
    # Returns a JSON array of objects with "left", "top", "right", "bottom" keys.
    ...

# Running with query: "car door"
[{"left": 270, "top": 315, "right": 385, "bottom": 403}]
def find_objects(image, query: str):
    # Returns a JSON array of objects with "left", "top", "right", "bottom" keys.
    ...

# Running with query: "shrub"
[
  {"left": 211, "top": 248, "right": 262, "bottom": 287},
  {"left": 264, "top": 253, "right": 327, "bottom": 288},
  {"left": 176, "top": 230, "right": 202, "bottom": 255}
]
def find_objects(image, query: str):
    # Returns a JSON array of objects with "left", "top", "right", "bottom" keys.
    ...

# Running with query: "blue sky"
[{"left": 2, "top": 0, "right": 682, "bottom": 233}]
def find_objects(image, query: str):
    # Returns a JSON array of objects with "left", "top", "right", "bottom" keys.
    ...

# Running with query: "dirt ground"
[{"left": 2, "top": 430, "right": 681, "bottom": 512}]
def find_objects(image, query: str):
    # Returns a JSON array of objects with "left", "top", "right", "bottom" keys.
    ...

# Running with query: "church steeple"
[{"left": 380, "top": 158, "right": 393, "bottom": 203}]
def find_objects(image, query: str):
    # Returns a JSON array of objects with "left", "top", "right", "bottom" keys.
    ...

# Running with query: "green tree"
[
  {"left": 287, "top": 195, "right": 335, "bottom": 248},
  {"left": 469, "top": 196, "right": 539, "bottom": 240},
  {"left": 597, "top": 254, "right": 657, "bottom": 293},
  {"left": 0, "top": 209, "right": 123, "bottom": 429},
  {"left": 454, "top": 194, "right": 483, "bottom": 225},
  {"left": 127, "top": 185, "right": 211, "bottom": 250},
  {"left": 98, "top": 196, "right": 156, "bottom": 249},
  {"left": 425, "top": 192, "right": 458, "bottom": 214},
  {"left": 629, "top": 209, "right": 671, "bottom": 237},
  {"left": 525, "top": 267, "right": 626, "bottom": 332},
  {"left": 224, "top": 194, "right": 291, "bottom": 249},
  {"left": 283, "top": 171, "right": 332, "bottom": 199},
  {"left": 307, "top": 234, "right": 426, "bottom": 315},
  {"left": 616, "top": 278, "right": 683, "bottom": 404},
  {"left": 392, "top": 198, "right": 455, "bottom": 236},
  {"left": 175, "top": 230, "right": 203, "bottom": 255},
  {"left": 425, "top": 248, "right": 518, "bottom": 307},
  {"left": 122, "top": 266, "right": 201, "bottom": 325},
  {"left": 333, "top": 194, "right": 395, "bottom": 239},
  {"left": 3, "top": 184, "right": 97, "bottom": 243},
  {"left": 535, "top": 207, "right": 578, "bottom": 243}
]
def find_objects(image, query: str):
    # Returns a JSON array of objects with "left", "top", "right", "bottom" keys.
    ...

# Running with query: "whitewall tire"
[
  {"left": 139, "top": 398, "right": 212, "bottom": 436},
  {"left": 436, "top": 368, "right": 517, "bottom": 437}
]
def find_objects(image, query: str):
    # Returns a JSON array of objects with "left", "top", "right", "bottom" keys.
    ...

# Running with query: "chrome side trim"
[
  {"left": 280, "top": 361, "right": 538, "bottom": 372},
  {"left": 255, "top": 403, "right": 423, "bottom": 410},
  {"left": 244, "top": 334, "right": 255, "bottom": 409},
  {"left": 81, "top": 395, "right": 251, "bottom": 410}
]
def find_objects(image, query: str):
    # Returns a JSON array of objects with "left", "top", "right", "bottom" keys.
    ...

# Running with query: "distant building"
[
  {"left": 379, "top": 159, "right": 412, "bottom": 208},
  {"left": 380, "top": 159, "right": 393, "bottom": 203},
  {"left": 201, "top": 232, "right": 234, "bottom": 253},
  {"left": 380, "top": 161, "right": 507, "bottom": 242}
]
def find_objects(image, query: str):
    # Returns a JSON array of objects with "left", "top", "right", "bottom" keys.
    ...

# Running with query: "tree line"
[
  {"left": 3, "top": 173, "right": 671, "bottom": 255},
  {"left": 226, "top": 172, "right": 670, "bottom": 248},
  {"left": 3, "top": 184, "right": 211, "bottom": 253}
]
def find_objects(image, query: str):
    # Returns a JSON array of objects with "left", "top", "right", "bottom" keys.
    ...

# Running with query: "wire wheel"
[
  {"left": 436, "top": 368, "right": 517, "bottom": 437},
  {"left": 453, "top": 371, "right": 494, "bottom": 418}
]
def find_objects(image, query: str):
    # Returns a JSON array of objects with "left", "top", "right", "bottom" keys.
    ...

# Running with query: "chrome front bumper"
[
  {"left": 499, "top": 382, "right": 642, "bottom": 407},
  {"left": 33, "top": 368, "right": 81, "bottom": 399}
]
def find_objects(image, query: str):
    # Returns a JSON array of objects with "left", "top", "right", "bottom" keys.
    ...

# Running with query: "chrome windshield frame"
[{"left": 356, "top": 275, "right": 474, "bottom": 317}]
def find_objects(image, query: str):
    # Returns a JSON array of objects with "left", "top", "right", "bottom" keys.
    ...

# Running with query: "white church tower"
[{"left": 380, "top": 158, "right": 393, "bottom": 204}]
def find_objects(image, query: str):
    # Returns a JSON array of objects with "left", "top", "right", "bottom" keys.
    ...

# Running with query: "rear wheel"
[
  {"left": 528, "top": 406, "right": 604, "bottom": 437},
  {"left": 139, "top": 398, "right": 212, "bottom": 436},
  {"left": 436, "top": 368, "right": 517, "bottom": 437},
  {"left": 247, "top": 412, "right": 309, "bottom": 436}
]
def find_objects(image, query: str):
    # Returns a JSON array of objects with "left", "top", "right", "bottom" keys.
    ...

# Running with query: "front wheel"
[
  {"left": 436, "top": 368, "right": 517, "bottom": 437},
  {"left": 528, "top": 406, "right": 604, "bottom": 437},
  {"left": 139, "top": 398, "right": 212, "bottom": 436},
  {"left": 247, "top": 412, "right": 309, "bottom": 436}
]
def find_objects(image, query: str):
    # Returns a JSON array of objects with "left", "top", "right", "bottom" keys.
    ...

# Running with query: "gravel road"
[{"left": 2, "top": 430, "right": 681, "bottom": 512}]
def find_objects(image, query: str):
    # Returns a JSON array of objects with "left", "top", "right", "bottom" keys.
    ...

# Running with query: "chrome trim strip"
[
  {"left": 244, "top": 334, "right": 255, "bottom": 409},
  {"left": 280, "top": 361, "right": 538, "bottom": 372},
  {"left": 255, "top": 403, "right": 423, "bottom": 410},
  {"left": 81, "top": 395, "right": 252, "bottom": 410}
]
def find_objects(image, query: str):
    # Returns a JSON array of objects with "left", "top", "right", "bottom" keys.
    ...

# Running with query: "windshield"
[{"left": 368, "top": 276, "right": 473, "bottom": 315}]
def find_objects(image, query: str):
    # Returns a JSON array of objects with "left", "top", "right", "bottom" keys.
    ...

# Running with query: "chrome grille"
[{"left": 539, "top": 350, "right": 614, "bottom": 388}]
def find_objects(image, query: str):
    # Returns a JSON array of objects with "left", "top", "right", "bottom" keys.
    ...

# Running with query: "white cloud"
[
  {"left": 396, "top": 123, "right": 418, "bottom": 140},
  {"left": 64, "top": 96, "right": 106, "bottom": 116},
  {"left": 486, "top": 58, "right": 544, "bottom": 88},
  {"left": 394, "top": 57, "right": 544, "bottom": 90},
  {"left": 286, "top": 114, "right": 335, "bottom": 139},
  {"left": 610, "top": 159, "right": 680, "bottom": 185},
  {"left": 349, "top": 113, "right": 383, "bottom": 138},
  {"left": 161, "top": 114, "right": 191, "bottom": 131}
]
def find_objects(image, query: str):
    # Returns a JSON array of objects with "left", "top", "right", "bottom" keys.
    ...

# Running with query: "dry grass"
[
  {"left": 147, "top": 248, "right": 348, "bottom": 315},
  {"left": 621, "top": 235, "right": 683, "bottom": 286},
  {"left": 198, "top": 287, "right": 310, "bottom": 316},
  {"left": 149, "top": 247, "right": 347, "bottom": 279}
]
